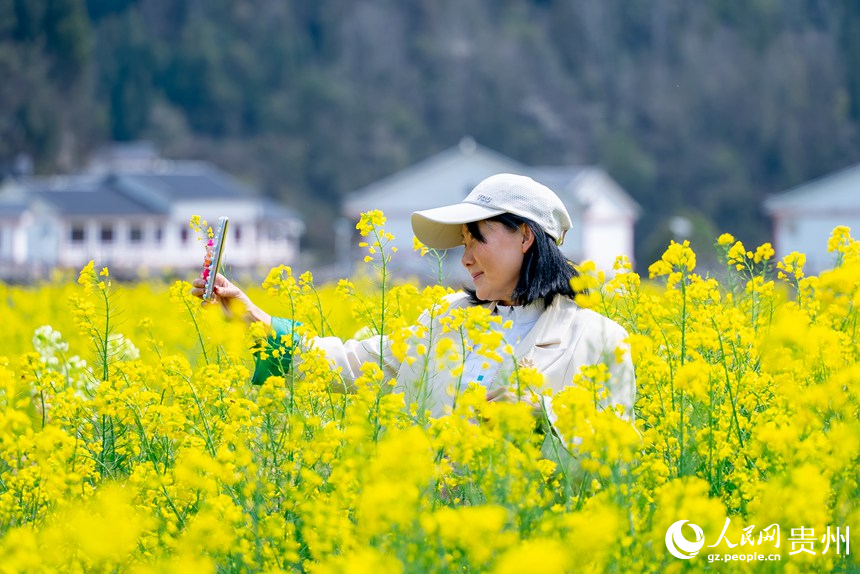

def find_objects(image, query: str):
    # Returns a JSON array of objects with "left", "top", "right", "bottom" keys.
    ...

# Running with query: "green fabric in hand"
[{"left": 251, "top": 317, "right": 300, "bottom": 385}]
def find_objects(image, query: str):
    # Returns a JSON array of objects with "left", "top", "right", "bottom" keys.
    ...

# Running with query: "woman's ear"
[{"left": 520, "top": 224, "right": 535, "bottom": 253}]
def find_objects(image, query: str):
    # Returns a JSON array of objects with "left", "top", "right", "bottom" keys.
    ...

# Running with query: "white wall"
[
  {"left": 582, "top": 218, "right": 636, "bottom": 272},
  {"left": 163, "top": 201, "right": 301, "bottom": 271},
  {"left": 41, "top": 206, "right": 302, "bottom": 274},
  {"left": 773, "top": 213, "right": 860, "bottom": 273},
  {"left": 0, "top": 175, "right": 304, "bottom": 278},
  {"left": 0, "top": 226, "right": 7, "bottom": 260},
  {"left": 575, "top": 171, "right": 638, "bottom": 272}
]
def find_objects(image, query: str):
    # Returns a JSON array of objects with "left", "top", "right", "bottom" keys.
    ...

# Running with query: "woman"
[{"left": 191, "top": 173, "right": 635, "bottom": 427}]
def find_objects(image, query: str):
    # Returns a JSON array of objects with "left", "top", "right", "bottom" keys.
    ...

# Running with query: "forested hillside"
[{"left": 3, "top": 0, "right": 860, "bottom": 266}]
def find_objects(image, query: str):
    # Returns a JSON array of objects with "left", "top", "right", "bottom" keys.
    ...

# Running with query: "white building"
[
  {"left": 0, "top": 149, "right": 304, "bottom": 279},
  {"left": 343, "top": 138, "right": 640, "bottom": 282},
  {"left": 763, "top": 162, "right": 860, "bottom": 273}
]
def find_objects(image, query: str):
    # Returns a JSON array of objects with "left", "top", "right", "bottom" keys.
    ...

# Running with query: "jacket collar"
[{"left": 485, "top": 296, "right": 578, "bottom": 355}]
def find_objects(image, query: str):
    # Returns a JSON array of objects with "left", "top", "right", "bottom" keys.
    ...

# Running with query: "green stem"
[
  {"left": 708, "top": 371, "right": 715, "bottom": 491},
  {"left": 712, "top": 319, "right": 755, "bottom": 472},
  {"left": 40, "top": 391, "right": 46, "bottom": 429},
  {"left": 449, "top": 328, "right": 468, "bottom": 413},
  {"left": 678, "top": 272, "right": 687, "bottom": 476},
  {"left": 371, "top": 227, "right": 389, "bottom": 442},
  {"left": 178, "top": 372, "right": 217, "bottom": 457},
  {"left": 101, "top": 288, "right": 110, "bottom": 381},
  {"left": 535, "top": 399, "right": 576, "bottom": 507},
  {"left": 181, "top": 293, "right": 210, "bottom": 364}
]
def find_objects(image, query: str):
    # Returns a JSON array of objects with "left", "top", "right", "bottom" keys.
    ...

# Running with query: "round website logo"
[{"left": 665, "top": 520, "right": 705, "bottom": 559}]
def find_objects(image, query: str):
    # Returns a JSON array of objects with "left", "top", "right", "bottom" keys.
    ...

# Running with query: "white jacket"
[{"left": 311, "top": 292, "right": 635, "bottom": 420}]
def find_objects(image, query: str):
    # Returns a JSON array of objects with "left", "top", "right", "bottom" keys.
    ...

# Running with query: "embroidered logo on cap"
[{"left": 474, "top": 194, "right": 493, "bottom": 204}]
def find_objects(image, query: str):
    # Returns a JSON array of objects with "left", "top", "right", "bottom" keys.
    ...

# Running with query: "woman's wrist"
[{"left": 238, "top": 294, "right": 272, "bottom": 326}]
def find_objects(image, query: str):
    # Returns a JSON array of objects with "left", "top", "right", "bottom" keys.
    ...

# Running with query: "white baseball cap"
[{"left": 411, "top": 173, "right": 572, "bottom": 249}]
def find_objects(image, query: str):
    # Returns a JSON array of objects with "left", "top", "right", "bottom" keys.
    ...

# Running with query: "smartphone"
[{"left": 203, "top": 216, "right": 229, "bottom": 302}]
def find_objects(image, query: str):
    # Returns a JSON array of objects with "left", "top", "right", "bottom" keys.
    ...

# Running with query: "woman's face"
[{"left": 461, "top": 221, "right": 531, "bottom": 305}]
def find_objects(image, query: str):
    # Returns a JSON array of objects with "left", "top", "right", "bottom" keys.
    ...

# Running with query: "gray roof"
[
  {"left": 8, "top": 160, "right": 290, "bottom": 219},
  {"left": 119, "top": 162, "right": 256, "bottom": 200},
  {"left": 16, "top": 174, "right": 104, "bottom": 192},
  {"left": 529, "top": 166, "right": 589, "bottom": 211},
  {"left": 534, "top": 165, "right": 641, "bottom": 217},
  {"left": 346, "top": 141, "right": 527, "bottom": 207},
  {"left": 258, "top": 197, "right": 303, "bottom": 221},
  {"left": 529, "top": 166, "right": 589, "bottom": 191},
  {"left": 18, "top": 175, "right": 160, "bottom": 215},
  {"left": 764, "top": 162, "right": 860, "bottom": 214},
  {"left": 37, "top": 186, "right": 158, "bottom": 216},
  {"left": 0, "top": 201, "right": 27, "bottom": 218},
  {"left": 526, "top": 167, "right": 588, "bottom": 218},
  {"left": 343, "top": 140, "right": 640, "bottom": 220},
  {"left": 90, "top": 141, "right": 159, "bottom": 162}
]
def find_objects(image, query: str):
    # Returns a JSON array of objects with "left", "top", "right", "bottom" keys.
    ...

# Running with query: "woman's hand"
[
  {"left": 486, "top": 387, "right": 544, "bottom": 419},
  {"left": 191, "top": 272, "right": 242, "bottom": 303},
  {"left": 190, "top": 273, "right": 272, "bottom": 326}
]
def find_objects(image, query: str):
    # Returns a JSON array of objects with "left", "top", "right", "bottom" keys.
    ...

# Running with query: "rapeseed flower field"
[{"left": 0, "top": 213, "right": 856, "bottom": 573}]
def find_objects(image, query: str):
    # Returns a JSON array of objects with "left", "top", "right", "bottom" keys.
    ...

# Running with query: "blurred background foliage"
[{"left": 2, "top": 0, "right": 860, "bottom": 268}]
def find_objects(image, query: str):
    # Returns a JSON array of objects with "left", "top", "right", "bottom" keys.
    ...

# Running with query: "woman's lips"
[{"left": 471, "top": 272, "right": 483, "bottom": 281}]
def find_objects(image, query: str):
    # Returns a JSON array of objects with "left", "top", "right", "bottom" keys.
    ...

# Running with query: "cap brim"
[{"left": 411, "top": 202, "right": 506, "bottom": 249}]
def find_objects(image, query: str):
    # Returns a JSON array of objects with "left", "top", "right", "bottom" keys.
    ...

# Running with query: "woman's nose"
[{"left": 461, "top": 244, "right": 474, "bottom": 267}]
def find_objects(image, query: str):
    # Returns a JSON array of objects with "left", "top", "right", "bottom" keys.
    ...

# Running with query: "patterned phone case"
[{"left": 202, "top": 216, "right": 229, "bottom": 301}]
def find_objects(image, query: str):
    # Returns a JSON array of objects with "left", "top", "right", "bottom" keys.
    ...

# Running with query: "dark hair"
[{"left": 464, "top": 213, "right": 582, "bottom": 307}]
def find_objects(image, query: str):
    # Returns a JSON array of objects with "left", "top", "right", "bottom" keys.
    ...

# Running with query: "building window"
[
  {"left": 155, "top": 225, "right": 163, "bottom": 244},
  {"left": 70, "top": 225, "right": 85, "bottom": 243},
  {"left": 181, "top": 227, "right": 189, "bottom": 244},
  {"left": 129, "top": 225, "right": 143, "bottom": 243},
  {"left": 100, "top": 224, "right": 114, "bottom": 243},
  {"left": 234, "top": 224, "right": 241, "bottom": 245}
]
